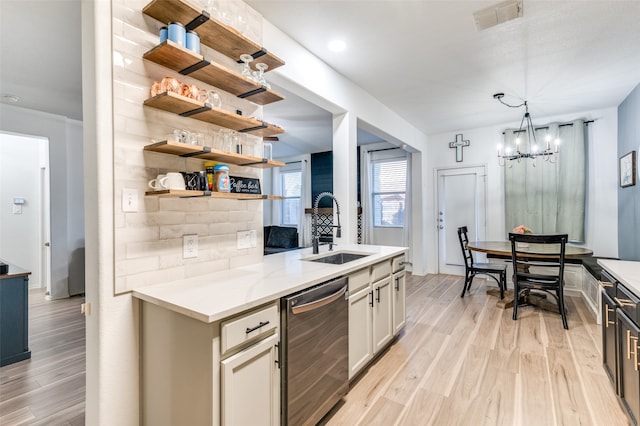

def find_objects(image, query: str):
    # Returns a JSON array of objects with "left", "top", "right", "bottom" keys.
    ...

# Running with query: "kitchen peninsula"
[{"left": 133, "top": 244, "right": 406, "bottom": 425}]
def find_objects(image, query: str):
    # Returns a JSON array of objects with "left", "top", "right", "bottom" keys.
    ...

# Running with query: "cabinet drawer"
[
  {"left": 349, "top": 268, "right": 370, "bottom": 293},
  {"left": 392, "top": 254, "right": 406, "bottom": 273},
  {"left": 616, "top": 284, "right": 640, "bottom": 325},
  {"left": 221, "top": 303, "right": 278, "bottom": 356},
  {"left": 371, "top": 260, "right": 391, "bottom": 283},
  {"left": 600, "top": 270, "right": 617, "bottom": 299}
]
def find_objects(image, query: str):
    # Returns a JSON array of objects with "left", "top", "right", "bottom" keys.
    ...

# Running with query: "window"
[
  {"left": 371, "top": 158, "right": 407, "bottom": 227},
  {"left": 280, "top": 170, "right": 301, "bottom": 226}
]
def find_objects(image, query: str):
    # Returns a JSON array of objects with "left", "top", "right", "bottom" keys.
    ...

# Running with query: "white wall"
[
  {"left": 424, "top": 107, "right": 619, "bottom": 273},
  {"left": 262, "top": 21, "right": 430, "bottom": 273},
  {"left": 0, "top": 104, "right": 84, "bottom": 298}
]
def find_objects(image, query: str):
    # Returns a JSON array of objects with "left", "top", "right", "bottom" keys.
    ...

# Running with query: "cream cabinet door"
[
  {"left": 372, "top": 277, "right": 393, "bottom": 353},
  {"left": 348, "top": 286, "right": 373, "bottom": 380},
  {"left": 392, "top": 271, "right": 406, "bottom": 335},
  {"left": 221, "top": 333, "right": 280, "bottom": 426}
]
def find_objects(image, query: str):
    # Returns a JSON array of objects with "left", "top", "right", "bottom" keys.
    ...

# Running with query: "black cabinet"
[
  {"left": 600, "top": 268, "right": 640, "bottom": 425},
  {"left": 0, "top": 269, "right": 31, "bottom": 366},
  {"left": 618, "top": 310, "right": 640, "bottom": 424},
  {"left": 602, "top": 290, "right": 618, "bottom": 388}
]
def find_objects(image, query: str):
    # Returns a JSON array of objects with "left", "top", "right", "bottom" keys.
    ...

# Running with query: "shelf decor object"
[
  {"left": 494, "top": 93, "right": 559, "bottom": 167},
  {"left": 143, "top": 40, "right": 284, "bottom": 105},
  {"left": 142, "top": 0, "right": 285, "bottom": 71},
  {"left": 620, "top": 150, "right": 636, "bottom": 188}
]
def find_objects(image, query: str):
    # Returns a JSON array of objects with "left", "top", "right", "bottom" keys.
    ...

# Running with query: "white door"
[
  {"left": 437, "top": 166, "right": 486, "bottom": 275},
  {"left": 0, "top": 132, "right": 51, "bottom": 290}
]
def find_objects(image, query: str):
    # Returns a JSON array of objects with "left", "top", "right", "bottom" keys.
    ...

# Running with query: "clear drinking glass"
[
  {"left": 207, "top": 90, "right": 222, "bottom": 108},
  {"left": 219, "top": 129, "right": 233, "bottom": 152},
  {"left": 239, "top": 54, "right": 255, "bottom": 80},
  {"left": 253, "top": 63, "right": 270, "bottom": 88}
]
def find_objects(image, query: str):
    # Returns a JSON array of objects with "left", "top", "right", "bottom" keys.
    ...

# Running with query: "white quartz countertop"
[
  {"left": 132, "top": 244, "right": 407, "bottom": 323},
  {"left": 598, "top": 259, "right": 640, "bottom": 295}
]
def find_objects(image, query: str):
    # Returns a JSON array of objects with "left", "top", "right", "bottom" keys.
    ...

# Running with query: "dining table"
[{"left": 466, "top": 240, "right": 593, "bottom": 309}]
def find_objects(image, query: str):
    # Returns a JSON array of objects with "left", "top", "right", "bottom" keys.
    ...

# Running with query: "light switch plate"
[
  {"left": 183, "top": 234, "right": 198, "bottom": 258},
  {"left": 237, "top": 231, "right": 251, "bottom": 249},
  {"left": 122, "top": 188, "right": 139, "bottom": 212}
]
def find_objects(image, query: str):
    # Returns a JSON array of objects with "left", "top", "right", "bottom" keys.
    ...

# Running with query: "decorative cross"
[{"left": 449, "top": 134, "right": 470, "bottom": 162}]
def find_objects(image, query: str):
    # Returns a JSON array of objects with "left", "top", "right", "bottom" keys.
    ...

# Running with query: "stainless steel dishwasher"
[{"left": 281, "top": 276, "right": 349, "bottom": 426}]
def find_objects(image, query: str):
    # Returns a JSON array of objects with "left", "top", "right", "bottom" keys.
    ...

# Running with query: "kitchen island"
[
  {"left": 0, "top": 260, "right": 31, "bottom": 366},
  {"left": 133, "top": 244, "right": 407, "bottom": 426}
]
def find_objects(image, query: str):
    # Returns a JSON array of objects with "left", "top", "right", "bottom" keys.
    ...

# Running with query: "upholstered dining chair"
[
  {"left": 508, "top": 232, "right": 569, "bottom": 329},
  {"left": 457, "top": 226, "right": 507, "bottom": 299}
]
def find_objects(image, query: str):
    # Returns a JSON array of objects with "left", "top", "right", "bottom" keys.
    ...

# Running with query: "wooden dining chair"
[
  {"left": 457, "top": 226, "right": 507, "bottom": 299},
  {"left": 509, "top": 232, "right": 569, "bottom": 329}
]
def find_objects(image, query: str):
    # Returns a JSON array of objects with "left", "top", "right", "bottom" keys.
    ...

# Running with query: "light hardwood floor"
[
  {"left": 326, "top": 273, "right": 631, "bottom": 426},
  {"left": 0, "top": 275, "right": 630, "bottom": 425},
  {"left": 0, "top": 290, "right": 85, "bottom": 426}
]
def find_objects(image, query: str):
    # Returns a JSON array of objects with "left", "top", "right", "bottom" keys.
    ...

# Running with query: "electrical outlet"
[
  {"left": 122, "top": 188, "right": 139, "bottom": 212},
  {"left": 183, "top": 234, "right": 198, "bottom": 258},
  {"left": 237, "top": 231, "right": 251, "bottom": 249}
]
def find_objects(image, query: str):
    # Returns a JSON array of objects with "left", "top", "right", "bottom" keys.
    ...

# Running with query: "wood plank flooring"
[
  {"left": 0, "top": 275, "right": 630, "bottom": 425},
  {"left": 326, "top": 273, "right": 631, "bottom": 426},
  {"left": 0, "top": 291, "right": 85, "bottom": 426}
]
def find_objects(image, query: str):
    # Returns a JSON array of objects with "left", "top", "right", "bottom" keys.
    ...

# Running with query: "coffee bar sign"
[{"left": 230, "top": 176, "right": 261, "bottom": 194}]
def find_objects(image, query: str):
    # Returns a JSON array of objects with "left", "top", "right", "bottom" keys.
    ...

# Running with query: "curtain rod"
[
  {"left": 504, "top": 119, "right": 595, "bottom": 135},
  {"left": 366, "top": 147, "right": 401, "bottom": 153}
]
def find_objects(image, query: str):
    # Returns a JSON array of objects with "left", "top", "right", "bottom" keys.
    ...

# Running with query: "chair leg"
[
  {"left": 460, "top": 272, "right": 468, "bottom": 298},
  {"left": 558, "top": 287, "right": 568, "bottom": 330},
  {"left": 512, "top": 281, "right": 519, "bottom": 321},
  {"left": 499, "top": 271, "right": 505, "bottom": 300},
  {"left": 461, "top": 272, "right": 472, "bottom": 298}
]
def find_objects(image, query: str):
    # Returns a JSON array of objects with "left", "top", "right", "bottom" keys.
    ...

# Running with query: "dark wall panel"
[{"left": 618, "top": 83, "right": 640, "bottom": 260}]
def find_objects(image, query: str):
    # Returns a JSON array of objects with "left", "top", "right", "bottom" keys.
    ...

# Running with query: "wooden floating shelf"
[
  {"left": 143, "top": 41, "right": 284, "bottom": 106},
  {"left": 143, "top": 92, "right": 285, "bottom": 137},
  {"left": 145, "top": 189, "right": 283, "bottom": 200},
  {"left": 143, "top": 0, "right": 285, "bottom": 72},
  {"left": 144, "top": 140, "right": 285, "bottom": 169}
]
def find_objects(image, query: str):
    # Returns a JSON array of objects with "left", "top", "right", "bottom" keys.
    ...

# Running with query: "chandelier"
[{"left": 494, "top": 93, "right": 559, "bottom": 167}]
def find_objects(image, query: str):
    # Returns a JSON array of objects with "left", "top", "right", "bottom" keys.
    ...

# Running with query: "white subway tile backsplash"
[{"left": 113, "top": 0, "right": 268, "bottom": 293}]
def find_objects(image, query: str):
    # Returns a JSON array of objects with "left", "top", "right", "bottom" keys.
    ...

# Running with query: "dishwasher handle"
[{"left": 291, "top": 285, "right": 348, "bottom": 315}]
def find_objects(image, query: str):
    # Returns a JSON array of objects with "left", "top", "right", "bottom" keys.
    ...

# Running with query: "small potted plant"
[{"left": 512, "top": 225, "right": 533, "bottom": 248}]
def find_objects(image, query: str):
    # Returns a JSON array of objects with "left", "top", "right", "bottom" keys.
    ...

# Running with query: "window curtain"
[
  {"left": 504, "top": 119, "right": 586, "bottom": 242},
  {"left": 298, "top": 159, "right": 311, "bottom": 247},
  {"left": 360, "top": 148, "right": 374, "bottom": 244}
]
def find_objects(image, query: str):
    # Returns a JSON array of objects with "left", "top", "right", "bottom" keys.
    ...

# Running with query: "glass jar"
[{"left": 214, "top": 164, "right": 230, "bottom": 192}]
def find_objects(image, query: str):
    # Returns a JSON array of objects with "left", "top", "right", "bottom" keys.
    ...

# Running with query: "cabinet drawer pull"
[
  {"left": 599, "top": 280, "right": 613, "bottom": 288},
  {"left": 632, "top": 337, "right": 639, "bottom": 372},
  {"left": 614, "top": 297, "right": 635, "bottom": 307},
  {"left": 376, "top": 287, "right": 381, "bottom": 303},
  {"left": 246, "top": 321, "right": 270, "bottom": 334},
  {"left": 369, "top": 291, "right": 374, "bottom": 307},
  {"left": 605, "top": 304, "right": 615, "bottom": 326},
  {"left": 395, "top": 277, "right": 400, "bottom": 292}
]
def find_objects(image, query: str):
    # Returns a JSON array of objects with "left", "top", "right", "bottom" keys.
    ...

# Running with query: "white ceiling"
[
  {"left": 2, "top": 1, "right": 640, "bottom": 157},
  {"left": 250, "top": 0, "right": 640, "bottom": 136}
]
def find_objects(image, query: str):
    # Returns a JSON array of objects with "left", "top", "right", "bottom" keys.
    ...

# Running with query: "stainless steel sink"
[{"left": 303, "top": 251, "right": 372, "bottom": 265}]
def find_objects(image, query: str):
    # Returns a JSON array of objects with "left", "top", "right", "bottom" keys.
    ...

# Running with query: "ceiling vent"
[{"left": 473, "top": 0, "right": 523, "bottom": 31}]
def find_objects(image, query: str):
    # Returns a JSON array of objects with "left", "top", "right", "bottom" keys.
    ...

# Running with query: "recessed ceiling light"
[
  {"left": 328, "top": 39, "right": 346, "bottom": 52},
  {"left": 2, "top": 94, "right": 20, "bottom": 103}
]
